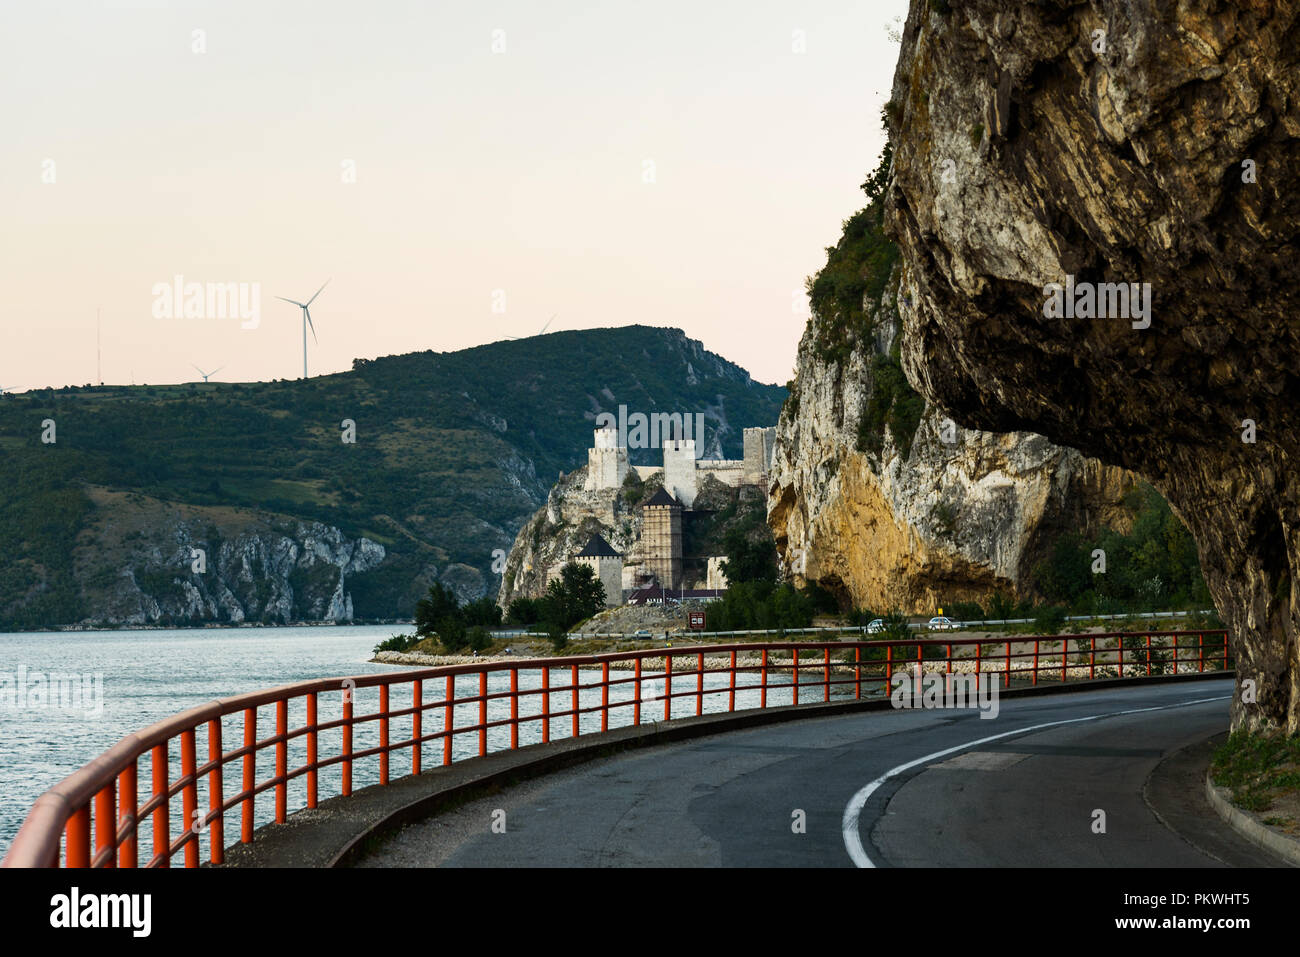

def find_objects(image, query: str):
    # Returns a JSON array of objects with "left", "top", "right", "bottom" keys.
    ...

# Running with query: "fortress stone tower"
[
  {"left": 640, "top": 487, "right": 682, "bottom": 589},
  {"left": 584, "top": 427, "right": 628, "bottom": 492},
  {"left": 575, "top": 534, "right": 623, "bottom": 608},
  {"left": 742, "top": 427, "right": 777, "bottom": 485},
  {"left": 662, "top": 438, "right": 698, "bottom": 507}
]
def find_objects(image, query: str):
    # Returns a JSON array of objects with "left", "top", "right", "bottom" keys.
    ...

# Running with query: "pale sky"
[{"left": 1, "top": 0, "right": 907, "bottom": 392}]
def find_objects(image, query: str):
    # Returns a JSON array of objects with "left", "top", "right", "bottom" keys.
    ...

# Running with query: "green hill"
[{"left": 0, "top": 326, "right": 785, "bottom": 630}]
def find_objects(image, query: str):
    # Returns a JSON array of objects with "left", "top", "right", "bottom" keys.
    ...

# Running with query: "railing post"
[
  {"left": 1198, "top": 632, "right": 1204, "bottom": 673},
  {"left": 478, "top": 672, "right": 488, "bottom": 757},
  {"left": 664, "top": 655, "right": 672, "bottom": 722},
  {"left": 1146, "top": 633, "right": 1152, "bottom": 677},
  {"left": 729, "top": 650, "right": 737, "bottom": 711},
  {"left": 306, "top": 693, "right": 318, "bottom": 808},
  {"left": 697, "top": 652, "right": 705, "bottom": 715},
  {"left": 601, "top": 662, "right": 610, "bottom": 732},
  {"left": 1061, "top": 638, "right": 1067, "bottom": 682},
  {"left": 823, "top": 647, "right": 831, "bottom": 703},
  {"left": 946, "top": 644, "right": 952, "bottom": 675},
  {"left": 342, "top": 688, "right": 354, "bottom": 796},
  {"left": 1172, "top": 633, "right": 1178, "bottom": 674},
  {"left": 793, "top": 647, "right": 799, "bottom": 706},
  {"left": 94, "top": 781, "right": 117, "bottom": 868},
  {"left": 240, "top": 709, "right": 254, "bottom": 844},
  {"left": 1004, "top": 641, "right": 1011, "bottom": 688},
  {"left": 511, "top": 669, "right": 520, "bottom": 748},
  {"left": 1033, "top": 639, "right": 1039, "bottom": 685},
  {"left": 541, "top": 668, "right": 551, "bottom": 742},
  {"left": 153, "top": 742, "right": 170, "bottom": 866},
  {"left": 633, "top": 659, "right": 641, "bottom": 724},
  {"left": 1118, "top": 637, "right": 1124, "bottom": 678},
  {"left": 761, "top": 649, "right": 768, "bottom": 708},
  {"left": 412, "top": 680, "right": 422, "bottom": 775},
  {"left": 275, "top": 700, "right": 288, "bottom": 821},
  {"left": 1089, "top": 636, "right": 1095, "bottom": 680},
  {"left": 855, "top": 646, "right": 861, "bottom": 700},
  {"left": 443, "top": 675, "right": 455, "bottom": 766},
  {"left": 974, "top": 642, "right": 979, "bottom": 681},
  {"left": 571, "top": 665, "right": 580, "bottom": 737},
  {"left": 181, "top": 729, "right": 198, "bottom": 867},
  {"left": 207, "top": 718, "right": 224, "bottom": 866},
  {"left": 66, "top": 804, "right": 90, "bottom": 869},
  {"left": 379, "top": 685, "right": 390, "bottom": 784},
  {"left": 119, "top": 762, "right": 138, "bottom": 869}
]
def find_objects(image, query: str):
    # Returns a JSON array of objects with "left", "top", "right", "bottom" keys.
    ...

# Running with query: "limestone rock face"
[
  {"left": 497, "top": 466, "right": 643, "bottom": 609},
  {"left": 769, "top": 313, "right": 1136, "bottom": 613},
  {"left": 73, "top": 491, "right": 386, "bottom": 626},
  {"left": 885, "top": 0, "right": 1300, "bottom": 730}
]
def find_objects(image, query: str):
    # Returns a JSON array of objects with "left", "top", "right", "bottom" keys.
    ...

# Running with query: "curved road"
[{"left": 358, "top": 679, "right": 1285, "bottom": 868}]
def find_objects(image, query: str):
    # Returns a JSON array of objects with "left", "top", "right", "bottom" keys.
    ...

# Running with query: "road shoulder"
[{"left": 1144, "top": 732, "right": 1293, "bottom": 867}]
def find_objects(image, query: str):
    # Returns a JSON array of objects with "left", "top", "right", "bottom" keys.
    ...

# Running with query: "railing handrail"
[{"left": 2, "top": 629, "right": 1232, "bottom": 869}]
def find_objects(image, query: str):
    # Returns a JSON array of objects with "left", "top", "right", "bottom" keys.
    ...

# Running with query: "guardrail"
[
  {"left": 2, "top": 629, "right": 1230, "bottom": 869},
  {"left": 557, "top": 609, "right": 1218, "bottom": 640}
]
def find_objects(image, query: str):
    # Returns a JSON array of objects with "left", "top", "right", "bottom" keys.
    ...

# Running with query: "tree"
[
  {"left": 463, "top": 596, "right": 502, "bottom": 627},
  {"left": 880, "top": 610, "right": 911, "bottom": 643},
  {"left": 719, "top": 525, "right": 777, "bottom": 585},
  {"left": 506, "top": 597, "right": 541, "bottom": 626},
  {"left": 414, "top": 583, "right": 461, "bottom": 638},
  {"left": 414, "top": 582, "right": 474, "bottom": 652},
  {"left": 537, "top": 562, "right": 607, "bottom": 642},
  {"left": 986, "top": 591, "right": 1017, "bottom": 621}
]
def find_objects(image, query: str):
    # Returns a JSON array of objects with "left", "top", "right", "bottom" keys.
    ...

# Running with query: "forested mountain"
[{"left": 0, "top": 326, "right": 785, "bottom": 629}]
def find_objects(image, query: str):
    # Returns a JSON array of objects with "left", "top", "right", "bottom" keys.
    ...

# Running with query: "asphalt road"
[{"left": 358, "top": 678, "right": 1285, "bottom": 867}]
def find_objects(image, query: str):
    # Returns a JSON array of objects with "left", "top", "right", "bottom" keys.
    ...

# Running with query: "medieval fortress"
[
  {"left": 496, "top": 418, "right": 778, "bottom": 614},
  {"left": 565, "top": 421, "right": 775, "bottom": 603},
  {"left": 584, "top": 420, "right": 777, "bottom": 507}
]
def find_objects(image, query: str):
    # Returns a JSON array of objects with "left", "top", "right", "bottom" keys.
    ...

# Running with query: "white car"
[
  {"left": 927, "top": 616, "right": 958, "bottom": 632},
  {"left": 866, "top": 618, "right": 886, "bottom": 634}
]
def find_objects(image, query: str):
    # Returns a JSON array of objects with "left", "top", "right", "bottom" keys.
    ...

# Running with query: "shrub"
[
  {"left": 1033, "top": 605, "right": 1068, "bottom": 634},
  {"left": 463, "top": 596, "right": 502, "bottom": 627},
  {"left": 947, "top": 601, "right": 984, "bottom": 622},
  {"left": 506, "top": 596, "right": 542, "bottom": 626},
  {"left": 465, "top": 626, "right": 492, "bottom": 653},
  {"left": 373, "top": 633, "right": 418, "bottom": 654}
]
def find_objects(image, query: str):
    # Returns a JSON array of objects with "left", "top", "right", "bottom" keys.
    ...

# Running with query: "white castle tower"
[
  {"left": 663, "top": 437, "right": 698, "bottom": 506},
  {"left": 742, "top": 426, "right": 777, "bottom": 484},
  {"left": 584, "top": 427, "right": 628, "bottom": 491}
]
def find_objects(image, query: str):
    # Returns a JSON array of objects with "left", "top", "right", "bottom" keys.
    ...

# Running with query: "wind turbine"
[
  {"left": 504, "top": 313, "right": 559, "bottom": 341},
  {"left": 277, "top": 279, "right": 330, "bottom": 378},
  {"left": 191, "top": 364, "right": 225, "bottom": 383}
]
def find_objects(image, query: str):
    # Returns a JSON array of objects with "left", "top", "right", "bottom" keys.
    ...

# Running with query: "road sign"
[{"left": 689, "top": 610, "right": 705, "bottom": 630}]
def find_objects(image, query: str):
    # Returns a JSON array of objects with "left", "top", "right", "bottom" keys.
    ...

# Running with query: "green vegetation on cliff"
[
  {"left": 806, "top": 123, "right": 897, "bottom": 366},
  {"left": 801, "top": 114, "right": 923, "bottom": 459},
  {"left": 1031, "top": 484, "right": 1212, "bottom": 613}
]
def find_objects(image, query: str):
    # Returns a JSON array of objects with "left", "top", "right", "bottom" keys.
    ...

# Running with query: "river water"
[{"left": 0, "top": 624, "right": 805, "bottom": 859}]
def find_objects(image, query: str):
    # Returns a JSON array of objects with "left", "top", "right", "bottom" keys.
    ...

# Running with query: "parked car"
[
  {"left": 927, "top": 616, "right": 958, "bottom": 632},
  {"left": 866, "top": 618, "right": 886, "bottom": 634}
]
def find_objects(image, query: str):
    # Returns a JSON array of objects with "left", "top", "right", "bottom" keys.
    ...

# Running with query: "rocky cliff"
[
  {"left": 884, "top": 0, "right": 1299, "bottom": 731},
  {"left": 770, "top": 264, "right": 1137, "bottom": 613},
  {"left": 71, "top": 488, "right": 385, "bottom": 627},
  {"left": 497, "top": 466, "right": 642, "bottom": 607}
]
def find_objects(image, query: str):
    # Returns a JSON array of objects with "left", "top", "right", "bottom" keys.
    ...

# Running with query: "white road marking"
[{"left": 840, "top": 693, "right": 1232, "bottom": 868}]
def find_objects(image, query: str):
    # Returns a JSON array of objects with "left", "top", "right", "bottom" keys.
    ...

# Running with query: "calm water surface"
[
  {"left": 0, "top": 624, "right": 805, "bottom": 858},
  {"left": 0, "top": 624, "right": 406, "bottom": 855}
]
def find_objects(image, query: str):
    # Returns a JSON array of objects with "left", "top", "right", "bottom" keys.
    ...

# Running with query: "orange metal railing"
[{"left": 1, "top": 630, "right": 1231, "bottom": 868}]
